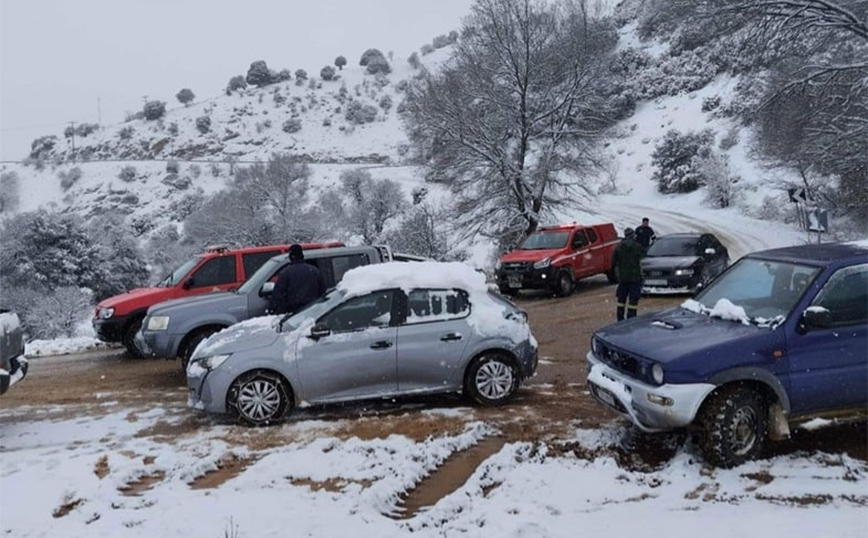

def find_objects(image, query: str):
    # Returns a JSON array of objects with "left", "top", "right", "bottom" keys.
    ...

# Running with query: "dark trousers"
[{"left": 616, "top": 281, "right": 642, "bottom": 321}]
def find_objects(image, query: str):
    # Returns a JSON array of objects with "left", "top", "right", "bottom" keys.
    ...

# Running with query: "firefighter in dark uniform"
[{"left": 612, "top": 228, "right": 646, "bottom": 321}]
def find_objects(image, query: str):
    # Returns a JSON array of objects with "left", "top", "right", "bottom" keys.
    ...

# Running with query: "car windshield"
[
  {"left": 279, "top": 288, "right": 347, "bottom": 331},
  {"left": 157, "top": 257, "right": 200, "bottom": 287},
  {"left": 238, "top": 257, "right": 285, "bottom": 294},
  {"left": 690, "top": 257, "right": 821, "bottom": 326},
  {"left": 519, "top": 231, "right": 569, "bottom": 250},
  {"left": 647, "top": 237, "right": 700, "bottom": 257}
]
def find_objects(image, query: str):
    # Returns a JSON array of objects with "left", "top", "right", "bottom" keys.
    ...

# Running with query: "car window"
[
  {"left": 572, "top": 230, "right": 588, "bottom": 249},
  {"left": 242, "top": 251, "right": 281, "bottom": 279},
  {"left": 328, "top": 253, "right": 370, "bottom": 285},
  {"left": 405, "top": 289, "right": 470, "bottom": 324},
  {"left": 319, "top": 290, "right": 395, "bottom": 332},
  {"left": 191, "top": 256, "right": 237, "bottom": 288},
  {"left": 810, "top": 264, "right": 868, "bottom": 327},
  {"left": 586, "top": 228, "right": 598, "bottom": 243}
]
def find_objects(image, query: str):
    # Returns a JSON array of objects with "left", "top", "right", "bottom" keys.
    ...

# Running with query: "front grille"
[
  {"left": 645, "top": 269, "right": 671, "bottom": 277},
  {"left": 598, "top": 342, "right": 647, "bottom": 382},
  {"left": 501, "top": 262, "right": 533, "bottom": 273}
]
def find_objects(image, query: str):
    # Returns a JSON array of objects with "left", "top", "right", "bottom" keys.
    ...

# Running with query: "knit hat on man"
[
  {"left": 288, "top": 244, "right": 304, "bottom": 261},
  {"left": 624, "top": 227, "right": 635, "bottom": 237}
]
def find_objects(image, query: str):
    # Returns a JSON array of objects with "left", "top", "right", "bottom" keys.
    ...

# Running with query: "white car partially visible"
[{"left": 0, "top": 309, "right": 28, "bottom": 395}]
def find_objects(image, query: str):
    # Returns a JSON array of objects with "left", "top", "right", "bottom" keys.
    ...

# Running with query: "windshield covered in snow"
[
  {"left": 687, "top": 257, "right": 821, "bottom": 326},
  {"left": 158, "top": 257, "right": 200, "bottom": 287},
  {"left": 647, "top": 236, "right": 700, "bottom": 257},
  {"left": 519, "top": 231, "right": 569, "bottom": 250}
]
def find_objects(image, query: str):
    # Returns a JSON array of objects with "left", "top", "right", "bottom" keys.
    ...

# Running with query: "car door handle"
[
  {"left": 370, "top": 340, "right": 393, "bottom": 349},
  {"left": 440, "top": 333, "right": 463, "bottom": 342}
]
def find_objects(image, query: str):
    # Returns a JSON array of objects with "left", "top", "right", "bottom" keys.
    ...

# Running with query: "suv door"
[
  {"left": 185, "top": 255, "right": 238, "bottom": 294},
  {"left": 786, "top": 263, "right": 868, "bottom": 414},
  {"left": 396, "top": 289, "right": 473, "bottom": 392},
  {"left": 296, "top": 290, "right": 398, "bottom": 401},
  {"left": 571, "top": 229, "right": 591, "bottom": 277}
]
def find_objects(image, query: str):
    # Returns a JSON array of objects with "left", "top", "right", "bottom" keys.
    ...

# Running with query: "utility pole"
[{"left": 68, "top": 121, "right": 76, "bottom": 162}]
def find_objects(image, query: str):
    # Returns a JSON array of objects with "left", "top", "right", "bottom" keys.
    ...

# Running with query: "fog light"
[{"left": 647, "top": 393, "right": 673, "bottom": 406}]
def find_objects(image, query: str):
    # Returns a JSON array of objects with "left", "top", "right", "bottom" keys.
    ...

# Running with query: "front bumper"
[
  {"left": 141, "top": 330, "right": 184, "bottom": 359},
  {"left": 92, "top": 315, "right": 133, "bottom": 343},
  {"left": 641, "top": 274, "right": 699, "bottom": 294},
  {"left": 496, "top": 264, "right": 559, "bottom": 292},
  {"left": 187, "top": 363, "right": 235, "bottom": 415},
  {"left": 0, "top": 356, "right": 29, "bottom": 395},
  {"left": 586, "top": 352, "right": 714, "bottom": 432}
]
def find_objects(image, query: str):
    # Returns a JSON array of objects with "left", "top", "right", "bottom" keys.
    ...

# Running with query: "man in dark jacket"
[
  {"left": 612, "top": 228, "right": 645, "bottom": 321},
  {"left": 635, "top": 217, "right": 656, "bottom": 249},
  {"left": 269, "top": 244, "right": 327, "bottom": 315}
]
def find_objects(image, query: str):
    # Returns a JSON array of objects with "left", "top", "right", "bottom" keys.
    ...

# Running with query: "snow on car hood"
[
  {"left": 192, "top": 315, "right": 281, "bottom": 359},
  {"left": 641, "top": 256, "right": 700, "bottom": 270}
]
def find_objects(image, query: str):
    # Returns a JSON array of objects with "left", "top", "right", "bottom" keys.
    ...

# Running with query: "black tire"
[
  {"left": 228, "top": 370, "right": 292, "bottom": 426},
  {"left": 698, "top": 385, "right": 768, "bottom": 468},
  {"left": 555, "top": 271, "right": 574, "bottom": 297},
  {"left": 606, "top": 268, "right": 618, "bottom": 284},
  {"left": 464, "top": 353, "right": 519, "bottom": 406},
  {"left": 179, "top": 328, "right": 221, "bottom": 372},
  {"left": 122, "top": 316, "right": 145, "bottom": 359}
]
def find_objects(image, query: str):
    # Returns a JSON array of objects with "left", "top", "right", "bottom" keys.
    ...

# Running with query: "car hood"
[
  {"left": 642, "top": 256, "right": 701, "bottom": 270},
  {"left": 148, "top": 291, "right": 242, "bottom": 316},
  {"left": 500, "top": 248, "right": 563, "bottom": 264},
  {"left": 596, "top": 306, "right": 775, "bottom": 366},
  {"left": 97, "top": 287, "right": 178, "bottom": 312},
  {"left": 193, "top": 316, "right": 282, "bottom": 358}
]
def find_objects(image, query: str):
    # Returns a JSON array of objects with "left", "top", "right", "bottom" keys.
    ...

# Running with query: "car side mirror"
[
  {"left": 260, "top": 282, "right": 275, "bottom": 296},
  {"left": 183, "top": 277, "right": 195, "bottom": 290},
  {"left": 799, "top": 307, "right": 832, "bottom": 333},
  {"left": 309, "top": 322, "right": 331, "bottom": 339}
]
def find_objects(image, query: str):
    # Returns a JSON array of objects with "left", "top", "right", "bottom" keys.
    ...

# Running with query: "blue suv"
[{"left": 587, "top": 242, "right": 867, "bottom": 467}]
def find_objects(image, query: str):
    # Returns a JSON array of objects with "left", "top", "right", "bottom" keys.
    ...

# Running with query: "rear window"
[{"left": 191, "top": 256, "right": 237, "bottom": 288}]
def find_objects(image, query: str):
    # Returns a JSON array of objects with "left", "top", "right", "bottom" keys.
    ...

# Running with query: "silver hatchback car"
[{"left": 187, "top": 261, "right": 538, "bottom": 424}]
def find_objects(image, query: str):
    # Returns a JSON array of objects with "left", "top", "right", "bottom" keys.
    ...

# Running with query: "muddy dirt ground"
[{"left": 3, "top": 276, "right": 866, "bottom": 473}]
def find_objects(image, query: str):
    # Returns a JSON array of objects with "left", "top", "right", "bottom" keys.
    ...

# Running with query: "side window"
[
  {"left": 319, "top": 290, "right": 394, "bottom": 332},
  {"left": 191, "top": 256, "right": 237, "bottom": 288},
  {"left": 406, "top": 289, "right": 470, "bottom": 324},
  {"left": 586, "top": 228, "right": 598, "bottom": 243},
  {"left": 330, "top": 254, "right": 370, "bottom": 285},
  {"left": 811, "top": 264, "right": 868, "bottom": 327},
  {"left": 242, "top": 251, "right": 280, "bottom": 279},
  {"left": 572, "top": 230, "right": 588, "bottom": 249}
]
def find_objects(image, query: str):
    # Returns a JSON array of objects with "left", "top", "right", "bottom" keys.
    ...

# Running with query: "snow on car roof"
[{"left": 338, "top": 261, "right": 488, "bottom": 296}]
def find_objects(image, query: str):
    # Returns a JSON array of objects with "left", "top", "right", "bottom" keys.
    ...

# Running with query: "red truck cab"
[
  {"left": 93, "top": 241, "right": 343, "bottom": 357},
  {"left": 496, "top": 223, "right": 619, "bottom": 296}
]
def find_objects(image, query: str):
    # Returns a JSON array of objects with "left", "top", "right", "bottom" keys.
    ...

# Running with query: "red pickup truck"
[
  {"left": 495, "top": 223, "right": 619, "bottom": 296},
  {"left": 93, "top": 241, "right": 343, "bottom": 357}
]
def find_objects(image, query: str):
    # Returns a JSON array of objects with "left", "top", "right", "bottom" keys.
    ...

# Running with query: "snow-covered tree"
[
  {"left": 176, "top": 88, "right": 195, "bottom": 106},
  {"left": 335, "top": 55, "right": 347, "bottom": 70},
  {"left": 404, "top": 0, "right": 617, "bottom": 245},
  {"left": 384, "top": 204, "right": 449, "bottom": 260},
  {"left": 0, "top": 171, "right": 20, "bottom": 213},
  {"left": 143, "top": 100, "right": 166, "bottom": 120},
  {"left": 246, "top": 60, "right": 275, "bottom": 87},
  {"left": 320, "top": 65, "right": 337, "bottom": 81},
  {"left": 697, "top": 152, "right": 744, "bottom": 208},
  {"left": 226, "top": 75, "right": 247, "bottom": 94},
  {"left": 651, "top": 129, "right": 715, "bottom": 194},
  {"left": 340, "top": 169, "right": 408, "bottom": 244}
]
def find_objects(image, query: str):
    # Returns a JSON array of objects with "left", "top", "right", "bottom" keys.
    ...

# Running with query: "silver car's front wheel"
[
  {"left": 465, "top": 353, "right": 519, "bottom": 406},
  {"left": 229, "top": 370, "right": 292, "bottom": 426}
]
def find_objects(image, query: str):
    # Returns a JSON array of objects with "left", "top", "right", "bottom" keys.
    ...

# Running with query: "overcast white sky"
[{"left": 0, "top": 0, "right": 473, "bottom": 161}]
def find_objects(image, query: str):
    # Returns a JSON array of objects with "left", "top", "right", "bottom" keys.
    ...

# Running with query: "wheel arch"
[
  {"left": 464, "top": 346, "right": 522, "bottom": 378},
  {"left": 703, "top": 368, "right": 790, "bottom": 414},
  {"left": 178, "top": 323, "right": 229, "bottom": 358}
]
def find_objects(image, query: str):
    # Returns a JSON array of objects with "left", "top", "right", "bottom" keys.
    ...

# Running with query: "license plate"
[
  {"left": 645, "top": 279, "right": 667, "bottom": 286},
  {"left": 508, "top": 275, "right": 522, "bottom": 288},
  {"left": 592, "top": 383, "right": 618, "bottom": 408}
]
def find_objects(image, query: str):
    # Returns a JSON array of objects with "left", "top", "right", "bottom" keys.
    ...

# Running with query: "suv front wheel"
[{"left": 698, "top": 385, "right": 768, "bottom": 468}]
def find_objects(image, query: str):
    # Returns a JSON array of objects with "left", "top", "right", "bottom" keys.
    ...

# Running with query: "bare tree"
[
  {"left": 340, "top": 169, "right": 408, "bottom": 243},
  {"left": 404, "top": 0, "right": 616, "bottom": 245}
]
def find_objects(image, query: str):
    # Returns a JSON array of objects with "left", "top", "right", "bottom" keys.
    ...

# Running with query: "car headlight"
[
  {"left": 533, "top": 258, "right": 551, "bottom": 269},
  {"left": 651, "top": 363, "right": 664, "bottom": 384},
  {"left": 193, "top": 354, "right": 231, "bottom": 371},
  {"left": 99, "top": 307, "right": 115, "bottom": 320},
  {"left": 146, "top": 316, "right": 170, "bottom": 331},
  {"left": 674, "top": 268, "right": 694, "bottom": 276}
]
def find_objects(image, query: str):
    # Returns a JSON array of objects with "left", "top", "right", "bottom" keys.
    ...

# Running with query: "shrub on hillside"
[
  {"left": 59, "top": 167, "right": 83, "bottom": 191},
  {"left": 379, "top": 94, "right": 393, "bottom": 112},
  {"left": 282, "top": 118, "right": 302, "bottom": 133},
  {"left": 143, "top": 100, "right": 166, "bottom": 120},
  {"left": 29, "top": 135, "right": 58, "bottom": 159},
  {"left": 651, "top": 129, "right": 715, "bottom": 194},
  {"left": 276, "top": 69, "right": 292, "bottom": 83},
  {"left": 320, "top": 65, "right": 336, "bottom": 81},
  {"left": 701, "top": 95, "right": 721, "bottom": 113},
  {"left": 345, "top": 101, "right": 378, "bottom": 124},
  {"left": 246, "top": 60, "right": 276, "bottom": 87},
  {"left": 335, "top": 55, "right": 347, "bottom": 70},
  {"left": 118, "top": 165, "right": 138, "bottom": 183},
  {"left": 226, "top": 75, "right": 247, "bottom": 94},
  {"left": 118, "top": 126, "right": 135, "bottom": 140},
  {"left": 176, "top": 88, "right": 195, "bottom": 106},
  {"left": 408, "top": 52, "right": 421, "bottom": 69},
  {"left": 196, "top": 115, "right": 211, "bottom": 134},
  {"left": 166, "top": 160, "right": 180, "bottom": 174},
  {"left": 359, "top": 48, "right": 387, "bottom": 66},
  {"left": 64, "top": 123, "right": 100, "bottom": 139},
  {"left": 420, "top": 43, "right": 435, "bottom": 55},
  {"left": 366, "top": 57, "right": 391, "bottom": 75}
]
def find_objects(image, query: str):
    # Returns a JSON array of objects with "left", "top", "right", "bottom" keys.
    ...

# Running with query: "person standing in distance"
[
  {"left": 635, "top": 217, "right": 656, "bottom": 249},
  {"left": 268, "top": 244, "right": 327, "bottom": 316},
  {"left": 612, "top": 228, "right": 645, "bottom": 321}
]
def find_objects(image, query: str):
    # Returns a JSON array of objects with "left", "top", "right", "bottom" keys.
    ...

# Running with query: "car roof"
[
  {"left": 339, "top": 261, "right": 488, "bottom": 296},
  {"left": 656, "top": 233, "right": 703, "bottom": 240},
  {"left": 746, "top": 242, "right": 868, "bottom": 266}
]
